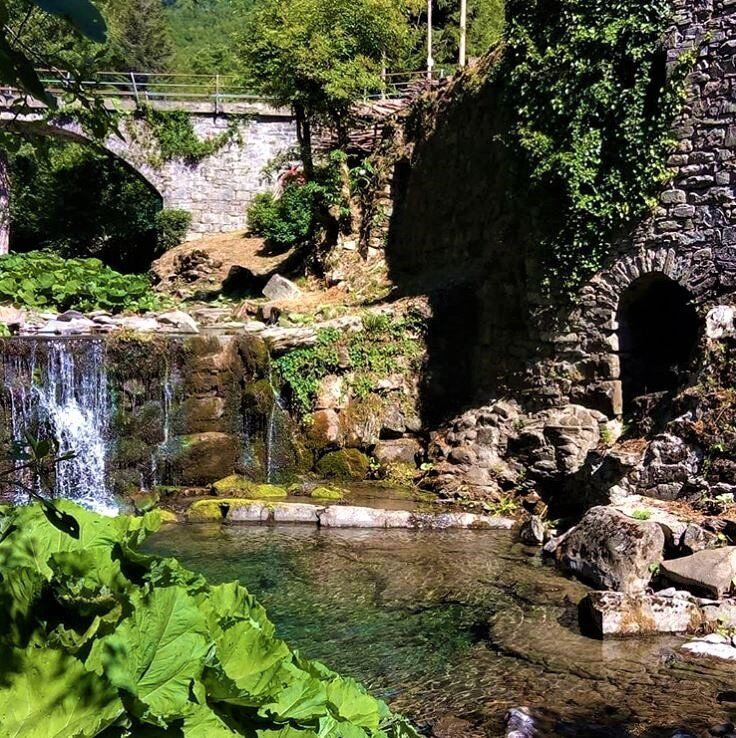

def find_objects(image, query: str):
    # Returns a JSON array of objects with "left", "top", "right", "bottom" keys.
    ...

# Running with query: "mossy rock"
[
  {"left": 211, "top": 474, "right": 288, "bottom": 499},
  {"left": 158, "top": 509, "right": 180, "bottom": 524},
  {"left": 129, "top": 490, "right": 160, "bottom": 514},
  {"left": 186, "top": 499, "right": 230, "bottom": 522},
  {"left": 315, "top": 449, "right": 370, "bottom": 481},
  {"left": 310, "top": 486, "right": 345, "bottom": 500}
]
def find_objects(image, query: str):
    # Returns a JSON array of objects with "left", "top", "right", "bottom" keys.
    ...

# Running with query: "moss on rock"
[
  {"left": 211, "top": 474, "right": 288, "bottom": 499},
  {"left": 316, "top": 449, "right": 370, "bottom": 480},
  {"left": 310, "top": 486, "right": 345, "bottom": 500}
]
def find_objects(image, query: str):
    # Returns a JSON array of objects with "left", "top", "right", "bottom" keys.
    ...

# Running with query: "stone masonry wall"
[
  {"left": 386, "top": 0, "right": 736, "bottom": 425},
  {"left": 549, "top": 0, "right": 736, "bottom": 417}
]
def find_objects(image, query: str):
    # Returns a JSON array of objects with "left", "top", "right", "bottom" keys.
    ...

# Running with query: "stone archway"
[{"left": 616, "top": 272, "right": 699, "bottom": 414}]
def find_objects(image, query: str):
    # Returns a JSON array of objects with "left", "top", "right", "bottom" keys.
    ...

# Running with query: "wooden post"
[
  {"left": 427, "top": 0, "right": 434, "bottom": 80},
  {"left": 459, "top": 0, "right": 467, "bottom": 67},
  {"left": 0, "top": 151, "right": 9, "bottom": 255}
]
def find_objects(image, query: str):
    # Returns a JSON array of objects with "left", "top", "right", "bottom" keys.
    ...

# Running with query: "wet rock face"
[{"left": 552, "top": 506, "right": 665, "bottom": 593}]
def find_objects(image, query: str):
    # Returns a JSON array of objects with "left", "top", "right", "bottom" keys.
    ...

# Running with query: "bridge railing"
[{"left": 2, "top": 68, "right": 456, "bottom": 110}]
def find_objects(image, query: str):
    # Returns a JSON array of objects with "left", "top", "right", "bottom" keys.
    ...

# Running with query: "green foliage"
[
  {"left": 10, "top": 141, "right": 162, "bottom": 272},
  {"left": 247, "top": 183, "right": 321, "bottom": 248},
  {"left": 0, "top": 251, "right": 163, "bottom": 313},
  {"left": 103, "top": 0, "right": 173, "bottom": 72},
  {"left": 139, "top": 106, "right": 239, "bottom": 164},
  {"left": 274, "top": 315, "right": 424, "bottom": 415},
  {"left": 155, "top": 208, "right": 192, "bottom": 252},
  {"left": 239, "top": 0, "right": 411, "bottom": 149},
  {"left": 631, "top": 509, "right": 652, "bottom": 521},
  {"left": 166, "top": 0, "right": 254, "bottom": 74},
  {"left": 0, "top": 501, "right": 420, "bottom": 737},
  {"left": 502, "top": 0, "right": 693, "bottom": 292},
  {"left": 0, "top": 0, "right": 106, "bottom": 106}
]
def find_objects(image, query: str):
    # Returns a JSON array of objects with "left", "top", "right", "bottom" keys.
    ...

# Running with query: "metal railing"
[{"left": 2, "top": 68, "right": 457, "bottom": 110}]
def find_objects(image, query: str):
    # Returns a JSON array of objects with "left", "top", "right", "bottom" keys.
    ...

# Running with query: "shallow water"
[{"left": 144, "top": 524, "right": 736, "bottom": 737}]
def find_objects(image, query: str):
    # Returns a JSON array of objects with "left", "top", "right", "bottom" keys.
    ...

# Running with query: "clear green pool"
[{"left": 144, "top": 524, "right": 736, "bottom": 737}]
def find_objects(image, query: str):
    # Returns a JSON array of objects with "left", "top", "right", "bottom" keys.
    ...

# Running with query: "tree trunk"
[
  {"left": 0, "top": 151, "right": 9, "bottom": 255},
  {"left": 294, "top": 103, "right": 314, "bottom": 179}
]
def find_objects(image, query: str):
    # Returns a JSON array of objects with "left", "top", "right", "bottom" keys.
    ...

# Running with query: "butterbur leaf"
[
  {"left": 180, "top": 702, "right": 240, "bottom": 737},
  {"left": 325, "top": 677, "right": 381, "bottom": 730},
  {"left": 86, "top": 586, "right": 209, "bottom": 722},
  {"left": 31, "top": 0, "right": 107, "bottom": 43},
  {"left": 0, "top": 646, "right": 123, "bottom": 737}
]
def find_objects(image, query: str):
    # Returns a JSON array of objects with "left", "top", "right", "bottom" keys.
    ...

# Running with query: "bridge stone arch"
[{"left": 0, "top": 104, "right": 297, "bottom": 242}]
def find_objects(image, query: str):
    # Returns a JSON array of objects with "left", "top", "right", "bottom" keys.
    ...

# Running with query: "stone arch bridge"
[{"left": 0, "top": 90, "right": 298, "bottom": 248}]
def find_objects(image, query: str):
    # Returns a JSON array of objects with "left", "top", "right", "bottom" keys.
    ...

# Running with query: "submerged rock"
[
  {"left": 553, "top": 506, "right": 665, "bottom": 593},
  {"left": 660, "top": 547, "right": 736, "bottom": 598}
]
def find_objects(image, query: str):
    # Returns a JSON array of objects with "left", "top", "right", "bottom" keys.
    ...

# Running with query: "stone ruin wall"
[
  {"left": 380, "top": 0, "right": 736, "bottom": 427},
  {"left": 543, "top": 0, "right": 736, "bottom": 417}
]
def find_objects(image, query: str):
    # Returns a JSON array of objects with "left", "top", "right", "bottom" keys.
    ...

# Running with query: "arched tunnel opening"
[
  {"left": 617, "top": 272, "right": 700, "bottom": 415},
  {"left": 8, "top": 139, "right": 163, "bottom": 274}
]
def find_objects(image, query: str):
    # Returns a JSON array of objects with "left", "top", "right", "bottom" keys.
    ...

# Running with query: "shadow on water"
[{"left": 144, "top": 524, "right": 736, "bottom": 737}]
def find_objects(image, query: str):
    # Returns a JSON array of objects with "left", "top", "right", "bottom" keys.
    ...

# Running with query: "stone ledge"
[{"left": 183, "top": 499, "right": 515, "bottom": 529}]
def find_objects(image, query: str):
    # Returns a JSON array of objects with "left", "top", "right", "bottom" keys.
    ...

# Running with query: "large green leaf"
[
  {"left": 0, "top": 646, "right": 122, "bottom": 737},
  {"left": 325, "top": 677, "right": 381, "bottom": 731},
  {"left": 180, "top": 702, "right": 240, "bottom": 737},
  {"left": 206, "top": 620, "right": 290, "bottom": 704},
  {"left": 86, "top": 586, "right": 209, "bottom": 723},
  {"left": 31, "top": 0, "right": 107, "bottom": 43}
]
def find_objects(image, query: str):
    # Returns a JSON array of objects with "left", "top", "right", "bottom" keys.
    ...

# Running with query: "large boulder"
[
  {"left": 660, "top": 547, "right": 736, "bottom": 598},
  {"left": 316, "top": 448, "right": 370, "bottom": 480},
  {"left": 553, "top": 506, "right": 665, "bottom": 593}
]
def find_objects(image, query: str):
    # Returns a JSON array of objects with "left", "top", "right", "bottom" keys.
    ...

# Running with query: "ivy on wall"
[
  {"left": 502, "top": 0, "right": 695, "bottom": 293},
  {"left": 136, "top": 105, "right": 242, "bottom": 165}
]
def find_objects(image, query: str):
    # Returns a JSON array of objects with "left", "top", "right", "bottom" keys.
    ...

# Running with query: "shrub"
[
  {"left": 0, "top": 251, "right": 163, "bottom": 313},
  {"left": 247, "top": 181, "right": 321, "bottom": 248},
  {"left": 0, "top": 501, "right": 420, "bottom": 737},
  {"left": 155, "top": 208, "right": 192, "bottom": 252}
]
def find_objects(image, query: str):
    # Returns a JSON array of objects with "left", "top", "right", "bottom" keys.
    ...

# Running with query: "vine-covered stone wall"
[{"left": 384, "top": 0, "right": 736, "bottom": 422}]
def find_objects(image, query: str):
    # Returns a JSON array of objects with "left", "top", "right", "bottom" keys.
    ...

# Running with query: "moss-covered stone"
[
  {"left": 316, "top": 449, "right": 370, "bottom": 480},
  {"left": 186, "top": 499, "right": 230, "bottom": 522},
  {"left": 310, "top": 486, "right": 345, "bottom": 500},
  {"left": 158, "top": 509, "right": 180, "bottom": 524},
  {"left": 211, "top": 474, "right": 288, "bottom": 499}
]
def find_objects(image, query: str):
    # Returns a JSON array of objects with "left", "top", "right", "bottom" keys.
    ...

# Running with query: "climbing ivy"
[
  {"left": 138, "top": 105, "right": 241, "bottom": 164},
  {"left": 502, "top": 0, "right": 695, "bottom": 293}
]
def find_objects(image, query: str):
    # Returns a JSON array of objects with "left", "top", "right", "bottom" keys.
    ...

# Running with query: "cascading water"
[{"left": 3, "top": 338, "right": 116, "bottom": 514}]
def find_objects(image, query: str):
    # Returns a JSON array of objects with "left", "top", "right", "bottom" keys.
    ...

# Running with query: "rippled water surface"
[{"left": 144, "top": 524, "right": 736, "bottom": 737}]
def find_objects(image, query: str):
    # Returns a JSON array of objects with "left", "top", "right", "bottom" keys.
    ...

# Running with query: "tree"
[
  {"left": 0, "top": 0, "right": 106, "bottom": 105},
  {"left": 102, "top": 0, "right": 173, "bottom": 73},
  {"left": 240, "top": 0, "right": 412, "bottom": 176}
]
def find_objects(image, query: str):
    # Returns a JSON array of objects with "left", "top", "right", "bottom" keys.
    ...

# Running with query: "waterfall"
[{"left": 2, "top": 338, "right": 116, "bottom": 514}]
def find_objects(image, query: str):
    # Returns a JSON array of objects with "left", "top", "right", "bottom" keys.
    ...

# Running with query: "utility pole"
[
  {"left": 427, "top": 0, "right": 434, "bottom": 81},
  {"left": 459, "top": 0, "right": 467, "bottom": 67}
]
